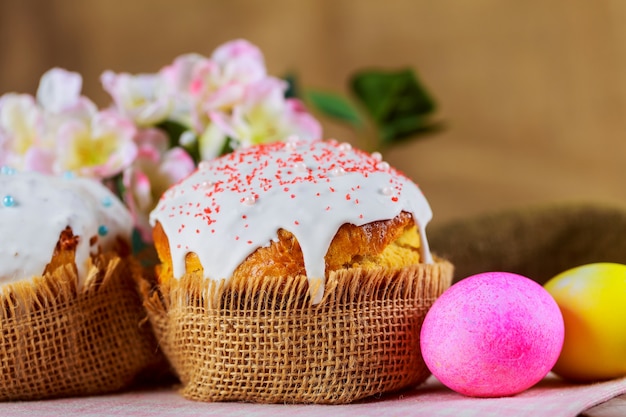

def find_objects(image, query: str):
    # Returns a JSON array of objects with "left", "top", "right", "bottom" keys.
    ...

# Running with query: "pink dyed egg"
[{"left": 420, "top": 272, "right": 564, "bottom": 397}]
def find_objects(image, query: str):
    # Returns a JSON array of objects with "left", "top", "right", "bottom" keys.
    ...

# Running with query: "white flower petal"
[{"left": 36, "top": 68, "right": 83, "bottom": 113}]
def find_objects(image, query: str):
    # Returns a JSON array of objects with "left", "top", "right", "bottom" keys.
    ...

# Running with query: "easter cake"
[
  {"left": 142, "top": 139, "right": 453, "bottom": 404},
  {"left": 0, "top": 169, "right": 160, "bottom": 400}
]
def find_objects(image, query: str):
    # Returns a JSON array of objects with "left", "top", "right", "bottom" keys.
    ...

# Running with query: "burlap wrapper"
[
  {"left": 140, "top": 259, "right": 453, "bottom": 404},
  {"left": 0, "top": 253, "right": 162, "bottom": 401}
]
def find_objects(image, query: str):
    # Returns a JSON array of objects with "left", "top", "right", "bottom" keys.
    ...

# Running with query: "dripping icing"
[
  {"left": 150, "top": 139, "right": 433, "bottom": 304},
  {"left": 0, "top": 171, "right": 133, "bottom": 286}
]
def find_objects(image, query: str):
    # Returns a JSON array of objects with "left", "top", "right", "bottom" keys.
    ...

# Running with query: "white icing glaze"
[
  {"left": 0, "top": 169, "right": 133, "bottom": 286},
  {"left": 150, "top": 139, "right": 433, "bottom": 304}
]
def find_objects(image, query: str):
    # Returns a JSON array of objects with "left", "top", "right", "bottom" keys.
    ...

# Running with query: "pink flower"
[
  {"left": 200, "top": 77, "right": 321, "bottom": 158},
  {"left": 123, "top": 128, "right": 195, "bottom": 242},
  {"left": 101, "top": 70, "right": 172, "bottom": 127},
  {"left": 197, "top": 122, "right": 230, "bottom": 160},
  {"left": 158, "top": 53, "right": 207, "bottom": 131},
  {"left": 55, "top": 105, "right": 138, "bottom": 178},
  {"left": 0, "top": 93, "right": 50, "bottom": 171},
  {"left": 36, "top": 68, "right": 83, "bottom": 114},
  {"left": 102, "top": 39, "right": 322, "bottom": 167},
  {"left": 160, "top": 53, "right": 206, "bottom": 94},
  {"left": 211, "top": 39, "right": 266, "bottom": 87},
  {"left": 201, "top": 39, "right": 267, "bottom": 115},
  {"left": 0, "top": 68, "right": 141, "bottom": 179},
  {"left": 160, "top": 40, "right": 268, "bottom": 134},
  {"left": 282, "top": 98, "right": 323, "bottom": 141}
]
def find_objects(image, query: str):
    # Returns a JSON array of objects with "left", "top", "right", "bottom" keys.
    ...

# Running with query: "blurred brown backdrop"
[{"left": 2, "top": 0, "right": 626, "bottom": 227}]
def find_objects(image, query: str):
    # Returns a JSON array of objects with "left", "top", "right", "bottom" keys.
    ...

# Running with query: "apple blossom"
[
  {"left": 158, "top": 40, "right": 268, "bottom": 134},
  {"left": 198, "top": 121, "right": 230, "bottom": 161},
  {"left": 101, "top": 70, "right": 172, "bottom": 127},
  {"left": 55, "top": 107, "right": 137, "bottom": 178},
  {"left": 203, "top": 39, "right": 267, "bottom": 110},
  {"left": 36, "top": 67, "right": 83, "bottom": 114},
  {"left": 123, "top": 128, "right": 195, "bottom": 242},
  {"left": 0, "top": 93, "right": 49, "bottom": 171},
  {"left": 204, "top": 77, "right": 321, "bottom": 151},
  {"left": 0, "top": 39, "right": 324, "bottom": 243},
  {"left": 102, "top": 39, "right": 322, "bottom": 169},
  {"left": 211, "top": 39, "right": 266, "bottom": 83}
]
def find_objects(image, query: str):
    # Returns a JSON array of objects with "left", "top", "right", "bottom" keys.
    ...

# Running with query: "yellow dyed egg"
[{"left": 544, "top": 263, "right": 626, "bottom": 381}]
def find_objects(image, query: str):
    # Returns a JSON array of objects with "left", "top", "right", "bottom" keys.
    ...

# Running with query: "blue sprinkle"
[
  {"left": 63, "top": 171, "right": 76, "bottom": 179},
  {"left": 102, "top": 196, "right": 113, "bottom": 208},
  {"left": 0, "top": 166, "right": 16, "bottom": 175},
  {"left": 98, "top": 225, "right": 109, "bottom": 236},
  {"left": 2, "top": 195, "right": 15, "bottom": 207}
]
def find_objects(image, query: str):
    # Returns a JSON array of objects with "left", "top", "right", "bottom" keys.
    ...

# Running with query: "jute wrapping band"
[
  {"left": 141, "top": 259, "right": 453, "bottom": 404},
  {"left": 0, "top": 254, "right": 162, "bottom": 401}
]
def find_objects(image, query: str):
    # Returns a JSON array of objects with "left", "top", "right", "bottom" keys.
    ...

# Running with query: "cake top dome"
[
  {"left": 0, "top": 168, "right": 133, "bottom": 286},
  {"left": 150, "top": 138, "right": 433, "bottom": 303}
]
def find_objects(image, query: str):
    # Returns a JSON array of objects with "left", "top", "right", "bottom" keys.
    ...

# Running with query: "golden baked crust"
[
  {"left": 153, "top": 211, "right": 423, "bottom": 284},
  {"left": 42, "top": 226, "right": 131, "bottom": 277}
]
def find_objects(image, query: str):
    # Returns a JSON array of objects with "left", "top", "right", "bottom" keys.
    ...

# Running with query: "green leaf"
[
  {"left": 380, "top": 117, "right": 445, "bottom": 143},
  {"left": 219, "top": 137, "right": 237, "bottom": 156},
  {"left": 350, "top": 69, "right": 440, "bottom": 144},
  {"left": 157, "top": 120, "right": 200, "bottom": 163},
  {"left": 158, "top": 120, "right": 189, "bottom": 148},
  {"left": 283, "top": 73, "right": 300, "bottom": 99},
  {"left": 305, "top": 90, "right": 363, "bottom": 127}
]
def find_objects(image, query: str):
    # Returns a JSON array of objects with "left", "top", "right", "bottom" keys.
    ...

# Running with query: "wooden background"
[{"left": 3, "top": 0, "right": 626, "bottom": 228}]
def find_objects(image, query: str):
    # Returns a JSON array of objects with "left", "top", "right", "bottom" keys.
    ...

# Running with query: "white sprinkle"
[
  {"left": 200, "top": 181, "right": 213, "bottom": 189},
  {"left": 377, "top": 161, "right": 390, "bottom": 171},
  {"left": 198, "top": 161, "right": 211, "bottom": 171},
  {"left": 294, "top": 162, "right": 307, "bottom": 173},
  {"left": 381, "top": 186, "right": 394, "bottom": 196},
  {"left": 285, "top": 136, "right": 299, "bottom": 151},
  {"left": 331, "top": 167, "right": 346, "bottom": 177},
  {"left": 241, "top": 196, "right": 256, "bottom": 206},
  {"left": 371, "top": 152, "right": 383, "bottom": 162},
  {"left": 338, "top": 142, "right": 352, "bottom": 152}
]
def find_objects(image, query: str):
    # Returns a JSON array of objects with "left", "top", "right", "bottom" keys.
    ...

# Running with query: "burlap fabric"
[
  {"left": 429, "top": 202, "right": 626, "bottom": 284},
  {"left": 140, "top": 259, "right": 453, "bottom": 404},
  {"left": 0, "top": 254, "right": 162, "bottom": 401}
]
